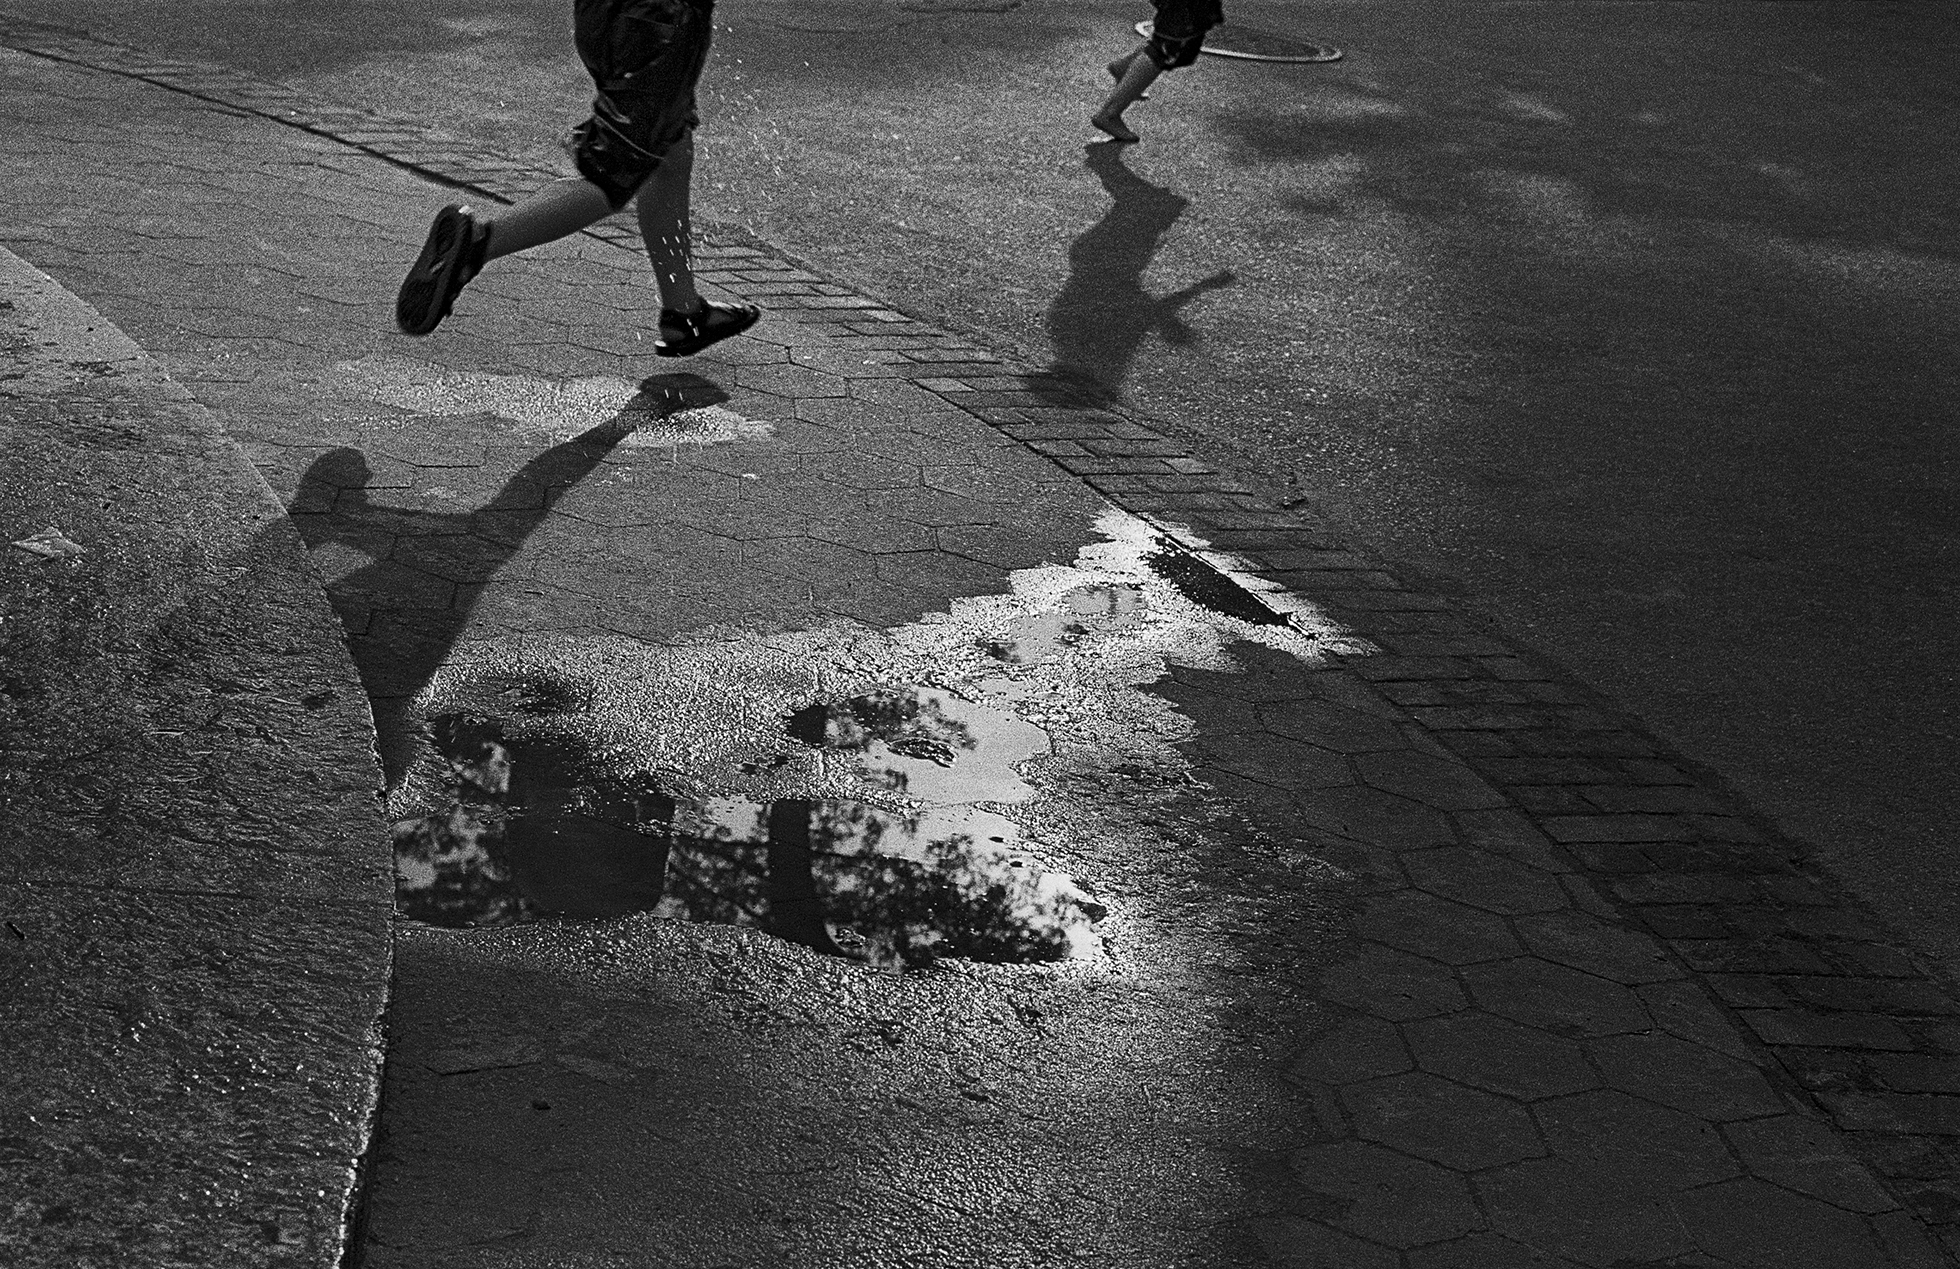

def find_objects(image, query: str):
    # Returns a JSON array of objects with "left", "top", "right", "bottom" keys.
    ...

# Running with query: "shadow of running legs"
[
  {"left": 289, "top": 372, "right": 728, "bottom": 786},
  {"left": 1040, "top": 141, "right": 1236, "bottom": 405}
]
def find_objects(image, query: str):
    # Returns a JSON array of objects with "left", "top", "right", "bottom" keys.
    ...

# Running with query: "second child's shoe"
[
  {"left": 654, "top": 300, "right": 762, "bottom": 357},
  {"left": 396, "top": 204, "right": 490, "bottom": 336}
]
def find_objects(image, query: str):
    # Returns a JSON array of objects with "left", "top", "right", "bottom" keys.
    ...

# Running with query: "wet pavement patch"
[
  {"left": 388, "top": 509, "right": 1354, "bottom": 971},
  {"left": 1142, "top": 538, "right": 1286, "bottom": 627},
  {"left": 392, "top": 682, "right": 1101, "bottom": 970}
]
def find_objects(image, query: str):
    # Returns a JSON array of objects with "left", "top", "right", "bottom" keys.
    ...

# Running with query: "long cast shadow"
[
  {"left": 1042, "top": 141, "right": 1236, "bottom": 404},
  {"left": 290, "top": 372, "right": 727, "bottom": 786}
]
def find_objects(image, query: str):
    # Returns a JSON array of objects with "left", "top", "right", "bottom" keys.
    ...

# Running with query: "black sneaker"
[{"left": 396, "top": 204, "right": 489, "bottom": 336}]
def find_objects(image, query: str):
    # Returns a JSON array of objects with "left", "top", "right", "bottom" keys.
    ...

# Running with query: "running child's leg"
[
  {"left": 1106, "top": 48, "right": 1151, "bottom": 99},
  {"left": 1093, "top": 45, "right": 1161, "bottom": 143},
  {"left": 395, "top": 181, "right": 614, "bottom": 336},
  {"left": 635, "top": 133, "right": 759, "bottom": 356},
  {"left": 635, "top": 133, "right": 703, "bottom": 317},
  {"left": 479, "top": 177, "right": 614, "bottom": 260}
]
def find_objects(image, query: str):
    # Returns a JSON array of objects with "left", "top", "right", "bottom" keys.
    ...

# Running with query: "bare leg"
[
  {"left": 635, "top": 133, "right": 704, "bottom": 321},
  {"left": 1094, "top": 44, "right": 1162, "bottom": 143},
  {"left": 1106, "top": 48, "right": 1150, "bottom": 99},
  {"left": 480, "top": 177, "right": 614, "bottom": 261}
]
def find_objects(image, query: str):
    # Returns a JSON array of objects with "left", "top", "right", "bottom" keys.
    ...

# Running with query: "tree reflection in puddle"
[{"left": 391, "top": 685, "right": 1103, "bottom": 970}]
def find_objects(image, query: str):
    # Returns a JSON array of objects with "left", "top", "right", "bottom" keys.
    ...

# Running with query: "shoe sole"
[{"left": 395, "top": 205, "right": 474, "bottom": 336}]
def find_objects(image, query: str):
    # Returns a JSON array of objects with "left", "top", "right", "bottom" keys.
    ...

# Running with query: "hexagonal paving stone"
[
  {"left": 1286, "top": 1013, "right": 1413, "bottom": 1086},
  {"left": 933, "top": 523, "right": 1081, "bottom": 571},
  {"left": 1313, "top": 839, "right": 1411, "bottom": 894},
  {"left": 1477, "top": 1157, "right": 1695, "bottom": 1265},
  {"left": 871, "top": 550, "right": 1010, "bottom": 599},
  {"left": 1260, "top": 699, "right": 1411, "bottom": 753},
  {"left": 797, "top": 450, "right": 920, "bottom": 491},
  {"left": 1297, "top": 785, "right": 1456, "bottom": 851},
  {"left": 1284, "top": 667, "right": 1412, "bottom": 717},
  {"left": 1250, "top": 1217, "right": 1401, "bottom": 1269},
  {"left": 1353, "top": 891, "right": 1522, "bottom": 966},
  {"left": 390, "top": 531, "right": 544, "bottom": 585},
  {"left": 787, "top": 344, "right": 906, "bottom": 377},
  {"left": 735, "top": 361, "right": 850, "bottom": 398},
  {"left": 1588, "top": 1032, "right": 1788, "bottom": 1121},
  {"left": 1463, "top": 957, "right": 1652, "bottom": 1037},
  {"left": 1673, "top": 1177, "right": 1896, "bottom": 1268},
  {"left": 1723, "top": 1115, "right": 1899, "bottom": 1214},
  {"left": 330, "top": 558, "right": 456, "bottom": 611},
  {"left": 792, "top": 396, "right": 890, "bottom": 427},
  {"left": 861, "top": 486, "right": 994, "bottom": 529},
  {"left": 1193, "top": 734, "right": 1355, "bottom": 794},
  {"left": 1514, "top": 908, "right": 1684, "bottom": 984},
  {"left": 1534, "top": 1089, "right": 1741, "bottom": 1193},
  {"left": 1150, "top": 673, "right": 1266, "bottom": 732},
  {"left": 1404, "top": 847, "right": 1570, "bottom": 916},
  {"left": 807, "top": 517, "right": 938, "bottom": 555},
  {"left": 1320, "top": 945, "right": 1468, "bottom": 1022},
  {"left": 1355, "top": 750, "right": 1510, "bottom": 811},
  {"left": 1343, "top": 1072, "right": 1545, "bottom": 1171},
  {"left": 1405, "top": 1232, "right": 1585, "bottom": 1268},
  {"left": 1289, "top": 1141, "right": 1482, "bottom": 1247},
  {"left": 1636, "top": 980, "right": 1759, "bottom": 1063},
  {"left": 1454, "top": 808, "right": 1572, "bottom": 874},
  {"left": 1403, "top": 1012, "right": 1598, "bottom": 1100},
  {"left": 921, "top": 464, "right": 1053, "bottom": 504}
]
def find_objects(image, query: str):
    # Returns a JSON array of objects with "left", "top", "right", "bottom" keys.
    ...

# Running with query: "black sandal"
[
  {"left": 655, "top": 300, "right": 761, "bottom": 357},
  {"left": 396, "top": 204, "right": 489, "bottom": 336}
]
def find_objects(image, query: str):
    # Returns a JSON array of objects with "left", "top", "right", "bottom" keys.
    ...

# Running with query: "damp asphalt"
[{"left": 3, "top": 8, "right": 1960, "bottom": 1269}]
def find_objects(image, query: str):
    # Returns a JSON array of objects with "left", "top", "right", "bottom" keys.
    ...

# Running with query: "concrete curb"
[{"left": 0, "top": 246, "right": 391, "bottom": 1267}]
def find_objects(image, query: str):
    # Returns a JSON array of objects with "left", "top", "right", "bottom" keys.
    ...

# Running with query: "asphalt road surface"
[{"left": 18, "top": 0, "right": 1958, "bottom": 977}]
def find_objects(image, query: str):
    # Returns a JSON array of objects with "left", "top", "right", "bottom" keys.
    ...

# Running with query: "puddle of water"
[
  {"left": 392, "top": 684, "right": 1097, "bottom": 970},
  {"left": 391, "top": 508, "right": 1369, "bottom": 965},
  {"left": 985, "top": 583, "right": 1146, "bottom": 665}
]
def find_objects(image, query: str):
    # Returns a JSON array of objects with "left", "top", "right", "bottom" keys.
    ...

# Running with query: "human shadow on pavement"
[
  {"left": 1040, "top": 141, "right": 1236, "bottom": 405},
  {"left": 289, "top": 372, "right": 728, "bottom": 787}
]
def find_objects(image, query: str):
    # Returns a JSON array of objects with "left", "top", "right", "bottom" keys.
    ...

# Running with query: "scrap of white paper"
[{"left": 9, "top": 526, "right": 84, "bottom": 559}]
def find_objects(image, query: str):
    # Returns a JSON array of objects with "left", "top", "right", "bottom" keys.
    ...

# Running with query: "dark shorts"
[
  {"left": 1147, "top": 0, "right": 1224, "bottom": 69},
  {"left": 569, "top": 0, "right": 715, "bottom": 208}
]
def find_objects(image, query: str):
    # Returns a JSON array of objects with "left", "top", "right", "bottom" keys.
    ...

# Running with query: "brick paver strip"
[{"left": 5, "top": 14, "right": 1958, "bottom": 1261}]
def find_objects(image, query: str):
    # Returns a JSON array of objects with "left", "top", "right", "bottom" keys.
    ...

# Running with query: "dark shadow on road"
[
  {"left": 289, "top": 372, "right": 728, "bottom": 786},
  {"left": 1040, "top": 142, "right": 1235, "bottom": 404}
]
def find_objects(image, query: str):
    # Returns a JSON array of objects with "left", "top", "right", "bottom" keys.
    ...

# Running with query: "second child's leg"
[
  {"left": 1093, "top": 45, "right": 1161, "bottom": 143},
  {"left": 1106, "top": 48, "right": 1149, "bottom": 98}
]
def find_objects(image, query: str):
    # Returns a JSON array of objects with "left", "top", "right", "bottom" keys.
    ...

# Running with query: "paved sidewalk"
[
  {"left": 0, "top": 245, "right": 390, "bottom": 1267},
  {"left": 3, "top": 16, "right": 1958, "bottom": 1268}
]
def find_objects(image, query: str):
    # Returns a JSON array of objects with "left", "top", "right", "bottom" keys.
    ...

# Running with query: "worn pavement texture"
[
  {"left": 0, "top": 243, "right": 391, "bottom": 1267},
  {"left": 1, "top": 14, "right": 1957, "bottom": 1269}
]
